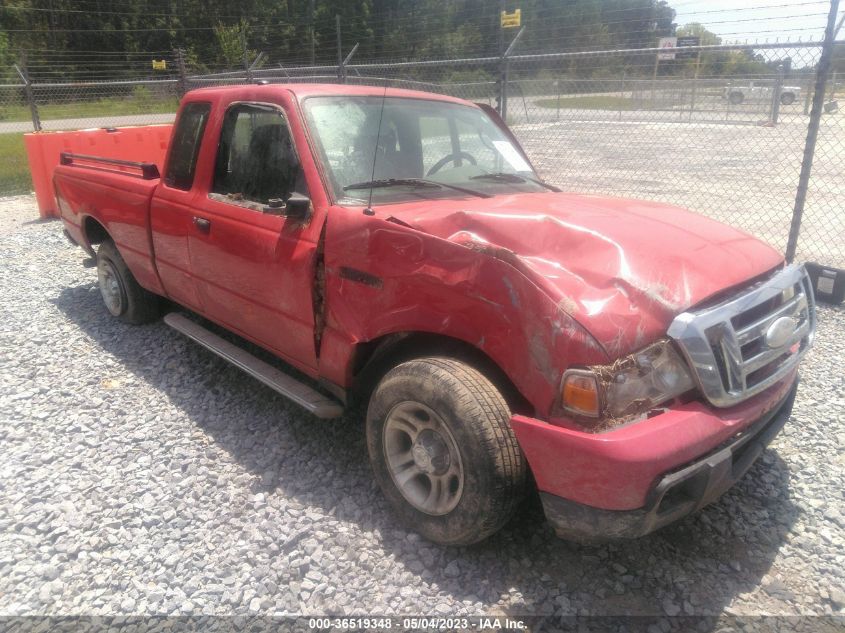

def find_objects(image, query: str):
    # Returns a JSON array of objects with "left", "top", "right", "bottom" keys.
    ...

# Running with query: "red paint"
[
  {"left": 511, "top": 370, "right": 797, "bottom": 511},
  {"left": 52, "top": 84, "right": 797, "bottom": 519},
  {"left": 372, "top": 192, "right": 784, "bottom": 358}
]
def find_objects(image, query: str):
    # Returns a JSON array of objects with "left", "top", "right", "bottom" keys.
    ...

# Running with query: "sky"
[{"left": 672, "top": 0, "right": 838, "bottom": 43}]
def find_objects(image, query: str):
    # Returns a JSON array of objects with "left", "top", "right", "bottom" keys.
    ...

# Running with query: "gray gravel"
[{"left": 1, "top": 194, "right": 844, "bottom": 619}]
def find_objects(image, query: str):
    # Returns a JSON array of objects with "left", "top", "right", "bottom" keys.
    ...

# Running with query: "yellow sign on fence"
[
  {"left": 151, "top": 59, "right": 167, "bottom": 70},
  {"left": 501, "top": 9, "right": 521, "bottom": 28}
]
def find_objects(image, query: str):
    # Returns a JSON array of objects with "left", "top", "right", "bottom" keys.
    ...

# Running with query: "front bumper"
[{"left": 536, "top": 380, "right": 797, "bottom": 541}]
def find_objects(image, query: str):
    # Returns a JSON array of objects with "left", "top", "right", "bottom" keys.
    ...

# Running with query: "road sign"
[
  {"left": 657, "top": 37, "right": 677, "bottom": 61},
  {"left": 501, "top": 9, "right": 521, "bottom": 29},
  {"left": 676, "top": 36, "right": 701, "bottom": 59},
  {"left": 151, "top": 59, "right": 167, "bottom": 70}
]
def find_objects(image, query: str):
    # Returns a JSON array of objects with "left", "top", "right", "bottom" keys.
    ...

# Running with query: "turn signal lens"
[{"left": 562, "top": 371, "right": 600, "bottom": 417}]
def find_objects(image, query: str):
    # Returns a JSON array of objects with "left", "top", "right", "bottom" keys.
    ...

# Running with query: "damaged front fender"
[{"left": 316, "top": 209, "right": 607, "bottom": 417}]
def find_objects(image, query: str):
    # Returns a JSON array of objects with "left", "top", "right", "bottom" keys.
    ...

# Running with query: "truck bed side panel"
[{"left": 54, "top": 165, "right": 164, "bottom": 295}]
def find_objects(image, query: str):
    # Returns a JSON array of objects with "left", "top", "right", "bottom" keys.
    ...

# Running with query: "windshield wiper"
[
  {"left": 470, "top": 172, "right": 560, "bottom": 192},
  {"left": 344, "top": 178, "right": 491, "bottom": 199}
]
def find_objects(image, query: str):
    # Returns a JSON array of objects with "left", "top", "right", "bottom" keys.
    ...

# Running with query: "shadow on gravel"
[
  {"left": 22, "top": 216, "right": 60, "bottom": 226},
  {"left": 54, "top": 282, "right": 800, "bottom": 620}
]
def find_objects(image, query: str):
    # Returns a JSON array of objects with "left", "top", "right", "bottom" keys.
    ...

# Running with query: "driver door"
[{"left": 187, "top": 101, "right": 320, "bottom": 372}]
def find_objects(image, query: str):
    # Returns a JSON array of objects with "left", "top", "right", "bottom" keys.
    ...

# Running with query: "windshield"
[{"left": 302, "top": 96, "right": 548, "bottom": 204}]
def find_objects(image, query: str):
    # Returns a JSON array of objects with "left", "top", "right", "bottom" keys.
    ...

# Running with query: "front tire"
[
  {"left": 366, "top": 357, "right": 527, "bottom": 545},
  {"left": 96, "top": 240, "right": 161, "bottom": 324},
  {"left": 728, "top": 91, "right": 744, "bottom": 105},
  {"left": 780, "top": 92, "right": 796, "bottom": 106}
]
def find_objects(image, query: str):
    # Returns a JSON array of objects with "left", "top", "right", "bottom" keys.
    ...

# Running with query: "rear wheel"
[
  {"left": 366, "top": 357, "right": 527, "bottom": 545},
  {"left": 728, "top": 91, "right": 744, "bottom": 105},
  {"left": 96, "top": 240, "right": 161, "bottom": 324},
  {"left": 780, "top": 92, "right": 796, "bottom": 106}
]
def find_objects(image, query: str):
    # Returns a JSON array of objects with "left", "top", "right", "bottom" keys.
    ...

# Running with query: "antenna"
[{"left": 364, "top": 82, "right": 389, "bottom": 216}]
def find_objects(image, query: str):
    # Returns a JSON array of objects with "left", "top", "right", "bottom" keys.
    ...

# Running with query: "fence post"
[
  {"left": 689, "top": 50, "right": 701, "bottom": 122},
  {"left": 497, "top": 26, "right": 525, "bottom": 120},
  {"left": 242, "top": 34, "right": 253, "bottom": 84},
  {"left": 769, "top": 58, "right": 789, "bottom": 125},
  {"left": 498, "top": 57, "right": 509, "bottom": 119},
  {"left": 175, "top": 48, "right": 188, "bottom": 97},
  {"left": 651, "top": 53, "right": 659, "bottom": 109},
  {"left": 336, "top": 15, "right": 345, "bottom": 83},
  {"left": 785, "top": 0, "right": 839, "bottom": 262},
  {"left": 619, "top": 71, "right": 626, "bottom": 121},
  {"left": 308, "top": 0, "right": 316, "bottom": 66},
  {"left": 555, "top": 79, "right": 561, "bottom": 120},
  {"left": 803, "top": 76, "right": 813, "bottom": 115},
  {"left": 15, "top": 56, "right": 41, "bottom": 132}
]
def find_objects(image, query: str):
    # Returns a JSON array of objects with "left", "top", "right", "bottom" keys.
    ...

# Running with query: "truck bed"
[{"left": 54, "top": 154, "right": 165, "bottom": 295}]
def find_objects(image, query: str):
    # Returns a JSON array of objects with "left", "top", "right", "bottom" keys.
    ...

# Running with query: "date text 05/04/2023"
[{"left": 307, "top": 617, "right": 527, "bottom": 630}]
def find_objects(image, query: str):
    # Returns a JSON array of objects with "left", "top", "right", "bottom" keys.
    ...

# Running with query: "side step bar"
[{"left": 164, "top": 313, "right": 344, "bottom": 419}]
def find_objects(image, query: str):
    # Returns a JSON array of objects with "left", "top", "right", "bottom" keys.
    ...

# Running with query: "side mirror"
[
  {"left": 264, "top": 193, "right": 311, "bottom": 219},
  {"left": 284, "top": 192, "right": 311, "bottom": 218}
]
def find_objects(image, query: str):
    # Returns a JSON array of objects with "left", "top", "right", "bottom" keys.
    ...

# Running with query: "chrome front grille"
[{"left": 668, "top": 264, "right": 815, "bottom": 408}]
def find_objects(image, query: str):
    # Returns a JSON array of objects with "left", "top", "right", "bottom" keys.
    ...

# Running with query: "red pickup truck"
[{"left": 54, "top": 84, "right": 816, "bottom": 545}]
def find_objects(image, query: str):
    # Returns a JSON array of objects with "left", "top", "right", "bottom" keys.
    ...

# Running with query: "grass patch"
[
  {"left": 0, "top": 95, "right": 178, "bottom": 123},
  {"left": 0, "top": 134, "right": 31, "bottom": 195},
  {"left": 535, "top": 95, "right": 638, "bottom": 111}
]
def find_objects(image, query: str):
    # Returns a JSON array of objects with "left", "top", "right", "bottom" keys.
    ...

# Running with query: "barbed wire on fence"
[{"left": 1, "top": 34, "right": 843, "bottom": 268}]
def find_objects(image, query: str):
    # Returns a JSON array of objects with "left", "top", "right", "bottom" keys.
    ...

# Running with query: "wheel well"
[
  {"left": 83, "top": 216, "right": 109, "bottom": 248},
  {"left": 349, "top": 332, "right": 532, "bottom": 415}
]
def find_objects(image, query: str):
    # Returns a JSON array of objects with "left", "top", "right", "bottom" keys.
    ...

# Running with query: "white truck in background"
[{"left": 724, "top": 82, "right": 801, "bottom": 106}]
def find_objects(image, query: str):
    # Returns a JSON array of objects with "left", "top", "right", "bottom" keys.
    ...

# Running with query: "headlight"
[{"left": 561, "top": 340, "right": 696, "bottom": 421}]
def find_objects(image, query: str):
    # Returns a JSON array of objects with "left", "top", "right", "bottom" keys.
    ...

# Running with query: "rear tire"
[
  {"left": 366, "top": 357, "right": 527, "bottom": 545},
  {"left": 780, "top": 93, "right": 796, "bottom": 106},
  {"left": 728, "top": 91, "right": 744, "bottom": 105},
  {"left": 96, "top": 240, "right": 161, "bottom": 325}
]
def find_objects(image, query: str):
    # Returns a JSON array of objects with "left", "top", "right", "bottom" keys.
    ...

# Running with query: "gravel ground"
[{"left": 1, "top": 194, "right": 844, "bottom": 623}]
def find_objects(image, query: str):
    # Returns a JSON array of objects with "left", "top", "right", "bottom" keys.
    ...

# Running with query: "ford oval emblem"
[{"left": 765, "top": 316, "right": 796, "bottom": 349}]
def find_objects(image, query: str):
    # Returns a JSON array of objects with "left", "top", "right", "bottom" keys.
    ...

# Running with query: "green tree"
[{"left": 214, "top": 20, "right": 254, "bottom": 68}]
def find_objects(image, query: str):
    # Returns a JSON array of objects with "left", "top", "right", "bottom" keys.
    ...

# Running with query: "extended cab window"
[
  {"left": 164, "top": 102, "right": 210, "bottom": 190},
  {"left": 212, "top": 103, "right": 305, "bottom": 206}
]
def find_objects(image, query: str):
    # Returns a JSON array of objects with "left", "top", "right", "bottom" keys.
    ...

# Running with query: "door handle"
[{"left": 193, "top": 217, "right": 211, "bottom": 233}]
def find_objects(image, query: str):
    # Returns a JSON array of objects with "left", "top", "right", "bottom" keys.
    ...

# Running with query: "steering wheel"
[{"left": 426, "top": 151, "right": 477, "bottom": 176}]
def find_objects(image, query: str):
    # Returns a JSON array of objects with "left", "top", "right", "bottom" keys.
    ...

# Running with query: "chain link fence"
[{"left": 2, "top": 36, "right": 843, "bottom": 268}]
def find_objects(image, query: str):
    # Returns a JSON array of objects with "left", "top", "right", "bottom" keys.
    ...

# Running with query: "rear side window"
[{"left": 165, "top": 102, "right": 211, "bottom": 190}]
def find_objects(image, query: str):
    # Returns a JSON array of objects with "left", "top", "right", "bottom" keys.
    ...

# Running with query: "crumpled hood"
[{"left": 383, "top": 192, "right": 784, "bottom": 357}]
